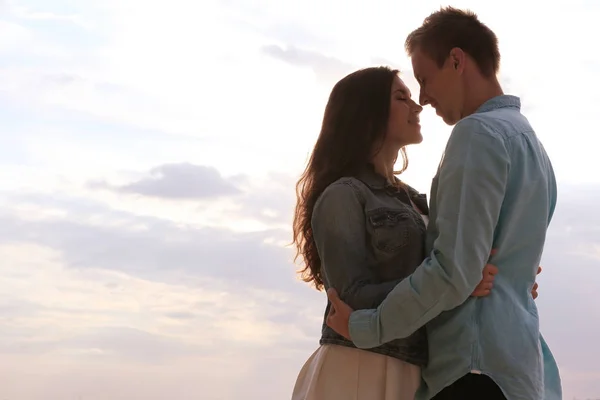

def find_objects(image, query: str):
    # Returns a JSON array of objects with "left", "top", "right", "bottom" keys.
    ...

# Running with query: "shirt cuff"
[{"left": 348, "top": 308, "right": 380, "bottom": 349}]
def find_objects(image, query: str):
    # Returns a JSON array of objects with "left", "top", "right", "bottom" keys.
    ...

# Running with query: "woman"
[{"left": 290, "top": 66, "right": 499, "bottom": 399}]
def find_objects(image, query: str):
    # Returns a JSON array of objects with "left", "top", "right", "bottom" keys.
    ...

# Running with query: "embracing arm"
[
  {"left": 348, "top": 120, "right": 510, "bottom": 348},
  {"left": 312, "top": 181, "right": 402, "bottom": 309}
]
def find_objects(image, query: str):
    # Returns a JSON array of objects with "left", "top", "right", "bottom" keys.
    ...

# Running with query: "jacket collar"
[{"left": 355, "top": 164, "right": 429, "bottom": 215}]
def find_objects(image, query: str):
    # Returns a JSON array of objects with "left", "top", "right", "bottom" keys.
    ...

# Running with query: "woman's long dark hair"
[{"left": 292, "top": 66, "right": 408, "bottom": 290}]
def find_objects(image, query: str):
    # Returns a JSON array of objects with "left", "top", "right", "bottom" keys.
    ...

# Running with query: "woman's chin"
[{"left": 408, "top": 132, "right": 424, "bottom": 145}]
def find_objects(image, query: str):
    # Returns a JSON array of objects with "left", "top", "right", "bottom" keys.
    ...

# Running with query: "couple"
[{"left": 291, "top": 7, "right": 562, "bottom": 400}]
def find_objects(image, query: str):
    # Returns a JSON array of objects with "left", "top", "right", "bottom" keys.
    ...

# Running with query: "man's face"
[{"left": 410, "top": 47, "right": 463, "bottom": 125}]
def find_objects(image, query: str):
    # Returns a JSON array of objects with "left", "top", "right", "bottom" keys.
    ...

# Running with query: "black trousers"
[{"left": 431, "top": 373, "right": 507, "bottom": 400}]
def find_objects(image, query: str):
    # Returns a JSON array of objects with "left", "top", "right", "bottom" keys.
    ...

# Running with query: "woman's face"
[{"left": 385, "top": 75, "right": 423, "bottom": 148}]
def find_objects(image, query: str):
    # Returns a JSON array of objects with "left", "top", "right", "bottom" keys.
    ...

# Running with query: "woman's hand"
[
  {"left": 472, "top": 262, "right": 542, "bottom": 298},
  {"left": 532, "top": 266, "right": 542, "bottom": 299},
  {"left": 472, "top": 263, "right": 498, "bottom": 297}
]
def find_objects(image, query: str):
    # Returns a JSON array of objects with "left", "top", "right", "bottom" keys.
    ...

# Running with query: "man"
[{"left": 325, "top": 7, "right": 562, "bottom": 400}]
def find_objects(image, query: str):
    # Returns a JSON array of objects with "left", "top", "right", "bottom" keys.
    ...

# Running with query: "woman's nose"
[{"left": 412, "top": 100, "right": 423, "bottom": 114}]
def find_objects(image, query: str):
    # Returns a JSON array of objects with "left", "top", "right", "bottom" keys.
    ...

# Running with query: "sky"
[{"left": 0, "top": 0, "right": 599, "bottom": 399}]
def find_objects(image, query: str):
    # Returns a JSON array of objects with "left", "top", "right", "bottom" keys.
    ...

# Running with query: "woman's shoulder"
[
  {"left": 323, "top": 176, "right": 372, "bottom": 198},
  {"left": 329, "top": 176, "right": 369, "bottom": 190},
  {"left": 311, "top": 178, "right": 367, "bottom": 229},
  {"left": 314, "top": 177, "right": 368, "bottom": 210}
]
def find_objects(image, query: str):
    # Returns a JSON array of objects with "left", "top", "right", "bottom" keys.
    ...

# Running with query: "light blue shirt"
[{"left": 348, "top": 95, "right": 562, "bottom": 400}]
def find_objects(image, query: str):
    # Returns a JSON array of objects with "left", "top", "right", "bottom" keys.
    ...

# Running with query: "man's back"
[{"left": 421, "top": 95, "right": 558, "bottom": 400}]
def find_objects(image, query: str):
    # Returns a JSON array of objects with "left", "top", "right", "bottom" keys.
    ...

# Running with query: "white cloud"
[
  {"left": 89, "top": 163, "right": 244, "bottom": 200},
  {"left": 0, "top": 191, "right": 325, "bottom": 399}
]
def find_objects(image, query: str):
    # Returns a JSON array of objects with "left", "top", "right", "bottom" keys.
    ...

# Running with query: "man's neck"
[{"left": 462, "top": 78, "right": 503, "bottom": 118}]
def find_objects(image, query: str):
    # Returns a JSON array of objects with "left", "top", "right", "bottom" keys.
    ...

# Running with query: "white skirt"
[{"left": 292, "top": 344, "right": 421, "bottom": 400}]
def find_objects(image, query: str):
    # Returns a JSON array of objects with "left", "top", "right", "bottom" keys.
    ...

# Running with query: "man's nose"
[{"left": 419, "top": 89, "right": 430, "bottom": 107}]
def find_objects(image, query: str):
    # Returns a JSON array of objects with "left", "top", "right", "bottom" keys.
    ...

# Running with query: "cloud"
[
  {"left": 55, "top": 327, "right": 201, "bottom": 362},
  {"left": 260, "top": 44, "right": 422, "bottom": 102},
  {"left": 0, "top": 186, "right": 308, "bottom": 297},
  {"left": 41, "top": 72, "right": 84, "bottom": 86},
  {"left": 261, "top": 44, "right": 356, "bottom": 84},
  {"left": 219, "top": 0, "right": 340, "bottom": 52},
  {"left": 164, "top": 311, "right": 196, "bottom": 320},
  {"left": 11, "top": 7, "right": 91, "bottom": 29},
  {"left": 0, "top": 194, "right": 323, "bottom": 396},
  {"left": 0, "top": 20, "right": 34, "bottom": 51},
  {"left": 89, "top": 163, "right": 243, "bottom": 200},
  {"left": 82, "top": 163, "right": 297, "bottom": 230},
  {"left": 1, "top": 325, "right": 200, "bottom": 363},
  {"left": 0, "top": 210, "right": 292, "bottom": 290},
  {"left": 237, "top": 172, "right": 297, "bottom": 225}
]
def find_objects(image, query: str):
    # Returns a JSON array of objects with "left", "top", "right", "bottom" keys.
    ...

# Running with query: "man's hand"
[
  {"left": 326, "top": 288, "right": 354, "bottom": 340},
  {"left": 532, "top": 266, "right": 542, "bottom": 299}
]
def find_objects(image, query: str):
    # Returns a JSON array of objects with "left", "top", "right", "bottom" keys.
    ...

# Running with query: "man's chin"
[{"left": 441, "top": 115, "right": 459, "bottom": 126}]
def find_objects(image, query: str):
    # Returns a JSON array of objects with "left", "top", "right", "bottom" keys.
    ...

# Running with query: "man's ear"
[{"left": 449, "top": 47, "right": 466, "bottom": 73}]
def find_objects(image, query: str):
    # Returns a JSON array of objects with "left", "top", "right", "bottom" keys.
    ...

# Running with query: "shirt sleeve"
[
  {"left": 312, "top": 181, "right": 403, "bottom": 310},
  {"left": 348, "top": 118, "right": 510, "bottom": 348}
]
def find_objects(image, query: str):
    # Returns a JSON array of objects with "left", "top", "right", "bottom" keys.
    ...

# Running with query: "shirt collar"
[{"left": 475, "top": 94, "right": 521, "bottom": 114}]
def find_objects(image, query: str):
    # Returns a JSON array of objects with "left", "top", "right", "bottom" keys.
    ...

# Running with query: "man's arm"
[{"left": 348, "top": 119, "right": 510, "bottom": 348}]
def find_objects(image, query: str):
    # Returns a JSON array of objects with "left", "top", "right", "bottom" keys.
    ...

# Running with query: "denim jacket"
[{"left": 311, "top": 164, "right": 429, "bottom": 366}]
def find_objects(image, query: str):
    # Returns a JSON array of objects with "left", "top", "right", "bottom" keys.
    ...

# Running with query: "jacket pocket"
[{"left": 367, "top": 208, "right": 413, "bottom": 253}]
